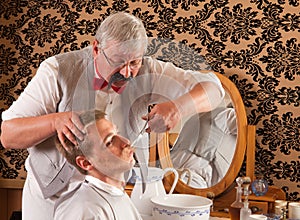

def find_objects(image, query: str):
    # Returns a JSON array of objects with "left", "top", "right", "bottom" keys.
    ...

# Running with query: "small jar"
[{"left": 251, "top": 175, "right": 268, "bottom": 196}]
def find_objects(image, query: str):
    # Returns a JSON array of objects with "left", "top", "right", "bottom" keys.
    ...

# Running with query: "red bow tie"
[{"left": 93, "top": 77, "right": 125, "bottom": 94}]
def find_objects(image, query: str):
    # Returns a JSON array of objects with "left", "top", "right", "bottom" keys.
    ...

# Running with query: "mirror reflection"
[{"left": 169, "top": 91, "right": 237, "bottom": 188}]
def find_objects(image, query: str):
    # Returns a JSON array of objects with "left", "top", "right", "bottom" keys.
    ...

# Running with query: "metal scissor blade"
[
  {"left": 132, "top": 119, "right": 148, "bottom": 145},
  {"left": 135, "top": 148, "right": 148, "bottom": 193},
  {"left": 132, "top": 119, "right": 149, "bottom": 194}
]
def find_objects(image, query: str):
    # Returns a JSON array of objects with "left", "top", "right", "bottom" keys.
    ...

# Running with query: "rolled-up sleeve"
[{"left": 144, "top": 58, "right": 225, "bottom": 103}]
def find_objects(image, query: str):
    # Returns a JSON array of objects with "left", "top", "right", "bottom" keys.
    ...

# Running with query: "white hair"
[{"left": 95, "top": 12, "right": 148, "bottom": 53}]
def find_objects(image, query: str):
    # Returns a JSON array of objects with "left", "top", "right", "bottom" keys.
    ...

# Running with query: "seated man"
[
  {"left": 170, "top": 107, "right": 237, "bottom": 188},
  {"left": 54, "top": 110, "right": 141, "bottom": 220}
]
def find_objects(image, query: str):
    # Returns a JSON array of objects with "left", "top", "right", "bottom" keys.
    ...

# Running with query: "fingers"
[
  {"left": 55, "top": 112, "right": 86, "bottom": 152},
  {"left": 144, "top": 102, "right": 180, "bottom": 133},
  {"left": 144, "top": 111, "right": 168, "bottom": 133},
  {"left": 148, "top": 105, "right": 166, "bottom": 133},
  {"left": 57, "top": 132, "right": 72, "bottom": 153},
  {"left": 145, "top": 127, "right": 151, "bottom": 133},
  {"left": 69, "top": 113, "right": 85, "bottom": 141},
  {"left": 71, "top": 113, "right": 85, "bottom": 131},
  {"left": 141, "top": 113, "right": 151, "bottom": 132},
  {"left": 141, "top": 115, "right": 148, "bottom": 121},
  {"left": 62, "top": 125, "right": 78, "bottom": 146},
  {"left": 148, "top": 114, "right": 169, "bottom": 133}
]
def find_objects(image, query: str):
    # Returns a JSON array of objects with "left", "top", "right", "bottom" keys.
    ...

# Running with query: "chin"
[
  {"left": 123, "top": 159, "right": 135, "bottom": 171},
  {"left": 114, "top": 160, "right": 135, "bottom": 174}
]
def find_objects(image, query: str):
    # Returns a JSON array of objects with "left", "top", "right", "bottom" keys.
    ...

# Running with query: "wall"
[{"left": 0, "top": 0, "right": 299, "bottom": 201}]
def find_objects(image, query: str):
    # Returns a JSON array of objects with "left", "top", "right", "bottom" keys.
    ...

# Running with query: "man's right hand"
[{"left": 54, "top": 111, "right": 85, "bottom": 153}]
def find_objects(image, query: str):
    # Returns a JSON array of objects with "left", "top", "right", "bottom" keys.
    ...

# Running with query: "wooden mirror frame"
[{"left": 155, "top": 72, "right": 249, "bottom": 197}]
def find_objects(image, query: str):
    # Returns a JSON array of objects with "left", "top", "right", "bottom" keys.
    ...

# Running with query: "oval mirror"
[{"left": 157, "top": 72, "right": 248, "bottom": 197}]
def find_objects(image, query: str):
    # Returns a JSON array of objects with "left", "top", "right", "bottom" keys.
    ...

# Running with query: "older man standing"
[{"left": 1, "top": 12, "right": 224, "bottom": 219}]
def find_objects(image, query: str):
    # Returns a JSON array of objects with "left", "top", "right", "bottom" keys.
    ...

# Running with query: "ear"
[
  {"left": 92, "top": 40, "right": 100, "bottom": 57},
  {"left": 76, "top": 155, "right": 93, "bottom": 171}
]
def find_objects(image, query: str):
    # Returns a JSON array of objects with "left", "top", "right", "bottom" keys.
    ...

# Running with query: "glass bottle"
[
  {"left": 229, "top": 177, "right": 244, "bottom": 220},
  {"left": 240, "top": 201, "right": 252, "bottom": 220},
  {"left": 251, "top": 174, "right": 268, "bottom": 196}
]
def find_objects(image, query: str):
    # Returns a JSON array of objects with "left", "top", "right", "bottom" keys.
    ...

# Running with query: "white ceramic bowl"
[
  {"left": 151, "top": 194, "right": 212, "bottom": 220},
  {"left": 249, "top": 214, "right": 267, "bottom": 220}
]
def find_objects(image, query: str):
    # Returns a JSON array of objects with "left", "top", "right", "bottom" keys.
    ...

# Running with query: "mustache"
[{"left": 108, "top": 72, "right": 132, "bottom": 89}]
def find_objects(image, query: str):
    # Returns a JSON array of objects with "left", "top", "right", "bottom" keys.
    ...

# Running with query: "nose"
[
  {"left": 119, "top": 64, "right": 132, "bottom": 78},
  {"left": 116, "top": 135, "right": 131, "bottom": 149}
]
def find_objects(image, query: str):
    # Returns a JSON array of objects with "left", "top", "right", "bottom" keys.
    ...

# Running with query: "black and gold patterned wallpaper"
[{"left": 0, "top": 0, "right": 299, "bottom": 201}]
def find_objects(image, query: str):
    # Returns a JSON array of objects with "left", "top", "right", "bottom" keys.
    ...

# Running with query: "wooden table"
[{"left": 211, "top": 185, "right": 286, "bottom": 218}]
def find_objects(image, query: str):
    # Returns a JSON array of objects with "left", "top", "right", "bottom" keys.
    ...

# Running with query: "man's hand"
[
  {"left": 54, "top": 112, "right": 85, "bottom": 152},
  {"left": 143, "top": 101, "right": 181, "bottom": 133}
]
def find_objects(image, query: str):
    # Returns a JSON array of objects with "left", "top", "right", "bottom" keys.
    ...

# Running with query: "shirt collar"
[{"left": 85, "top": 175, "right": 125, "bottom": 196}]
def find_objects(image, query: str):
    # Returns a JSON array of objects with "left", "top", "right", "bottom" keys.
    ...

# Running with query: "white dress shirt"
[{"left": 54, "top": 175, "right": 142, "bottom": 220}]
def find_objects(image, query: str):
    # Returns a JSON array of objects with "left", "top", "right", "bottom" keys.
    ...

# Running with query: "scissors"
[
  {"left": 132, "top": 118, "right": 149, "bottom": 194},
  {"left": 131, "top": 118, "right": 148, "bottom": 146}
]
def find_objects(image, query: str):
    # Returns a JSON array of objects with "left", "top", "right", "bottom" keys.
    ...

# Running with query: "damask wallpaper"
[{"left": 0, "top": 0, "right": 299, "bottom": 201}]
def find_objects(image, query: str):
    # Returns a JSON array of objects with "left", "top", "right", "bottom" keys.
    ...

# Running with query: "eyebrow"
[
  {"left": 103, "top": 132, "right": 115, "bottom": 144},
  {"left": 102, "top": 125, "right": 118, "bottom": 144}
]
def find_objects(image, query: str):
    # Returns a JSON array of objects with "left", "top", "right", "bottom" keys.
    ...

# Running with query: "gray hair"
[{"left": 95, "top": 12, "right": 148, "bottom": 53}]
